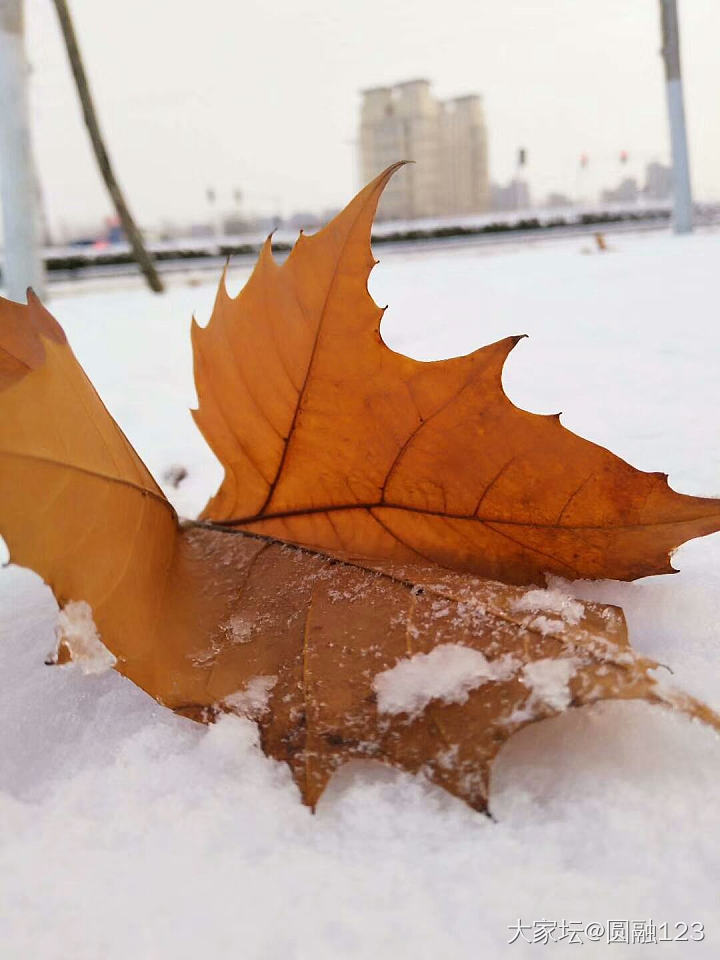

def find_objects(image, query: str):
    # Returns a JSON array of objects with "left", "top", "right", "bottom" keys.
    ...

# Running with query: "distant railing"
[{"left": 3, "top": 202, "right": 719, "bottom": 284}]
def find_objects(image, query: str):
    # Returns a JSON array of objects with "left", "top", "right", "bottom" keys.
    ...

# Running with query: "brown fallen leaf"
[
  {"left": 1, "top": 286, "right": 718, "bottom": 812},
  {"left": 173, "top": 538, "right": 720, "bottom": 810},
  {"left": 193, "top": 163, "right": 720, "bottom": 584}
]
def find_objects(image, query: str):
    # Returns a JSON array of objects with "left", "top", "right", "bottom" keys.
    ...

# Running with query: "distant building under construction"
[{"left": 359, "top": 79, "right": 489, "bottom": 220}]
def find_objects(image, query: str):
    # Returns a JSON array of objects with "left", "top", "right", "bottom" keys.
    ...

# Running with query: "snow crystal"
[
  {"left": 373, "top": 644, "right": 518, "bottom": 719},
  {"left": 525, "top": 614, "right": 566, "bottom": 637},
  {"left": 512, "top": 587, "right": 585, "bottom": 625},
  {"left": 430, "top": 599, "right": 451, "bottom": 618},
  {"left": 223, "top": 676, "right": 277, "bottom": 719},
  {"left": 55, "top": 600, "right": 116, "bottom": 675},
  {"left": 223, "top": 614, "right": 255, "bottom": 643},
  {"left": 435, "top": 744, "right": 459, "bottom": 770},
  {"left": 522, "top": 658, "right": 578, "bottom": 712}
]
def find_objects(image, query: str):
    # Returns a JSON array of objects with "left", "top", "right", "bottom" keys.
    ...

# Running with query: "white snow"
[
  {"left": 223, "top": 676, "right": 277, "bottom": 719},
  {"left": 373, "top": 644, "right": 518, "bottom": 718},
  {"left": 525, "top": 614, "right": 567, "bottom": 637},
  {"left": 3, "top": 229, "right": 720, "bottom": 957},
  {"left": 55, "top": 600, "right": 116, "bottom": 675},
  {"left": 521, "top": 657, "right": 578, "bottom": 712},
  {"left": 512, "top": 587, "right": 585, "bottom": 625}
]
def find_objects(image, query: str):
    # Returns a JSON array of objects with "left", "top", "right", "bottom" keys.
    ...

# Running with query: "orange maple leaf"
[
  {"left": 2, "top": 168, "right": 720, "bottom": 812},
  {"left": 193, "top": 163, "right": 720, "bottom": 584}
]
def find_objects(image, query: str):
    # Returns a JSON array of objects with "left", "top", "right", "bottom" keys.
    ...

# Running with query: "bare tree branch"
[{"left": 52, "top": 0, "right": 164, "bottom": 292}]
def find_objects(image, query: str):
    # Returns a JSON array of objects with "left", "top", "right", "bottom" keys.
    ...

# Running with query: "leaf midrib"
[
  {"left": 257, "top": 186, "right": 383, "bottom": 516},
  {"left": 203, "top": 499, "right": 720, "bottom": 533}
]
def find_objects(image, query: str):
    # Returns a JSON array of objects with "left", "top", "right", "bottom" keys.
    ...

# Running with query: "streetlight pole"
[
  {"left": 659, "top": 0, "right": 693, "bottom": 234},
  {"left": 0, "top": 0, "right": 46, "bottom": 300}
]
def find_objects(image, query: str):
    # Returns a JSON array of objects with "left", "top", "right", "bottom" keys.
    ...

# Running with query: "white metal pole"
[
  {"left": 659, "top": 0, "right": 693, "bottom": 234},
  {"left": 0, "top": 0, "right": 45, "bottom": 300}
]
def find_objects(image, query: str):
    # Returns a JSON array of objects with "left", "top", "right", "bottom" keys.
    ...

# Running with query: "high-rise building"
[
  {"left": 644, "top": 161, "right": 672, "bottom": 201},
  {"left": 359, "top": 79, "right": 489, "bottom": 220},
  {"left": 490, "top": 179, "right": 532, "bottom": 212},
  {"left": 601, "top": 177, "right": 640, "bottom": 205}
]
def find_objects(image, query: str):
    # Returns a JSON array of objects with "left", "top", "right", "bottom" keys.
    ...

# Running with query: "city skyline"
[{"left": 8, "top": 0, "right": 720, "bottom": 238}]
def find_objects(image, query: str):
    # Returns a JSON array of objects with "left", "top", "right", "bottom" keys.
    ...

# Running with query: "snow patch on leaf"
[
  {"left": 512, "top": 587, "right": 585, "bottom": 625},
  {"left": 373, "top": 644, "right": 519, "bottom": 720},
  {"left": 522, "top": 658, "right": 578, "bottom": 712},
  {"left": 223, "top": 614, "right": 255, "bottom": 644},
  {"left": 224, "top": 676, "right": 277, "bottom": 719},
  {"left": 526, "top": 615, "right": 567, "bottom": 637},
  {"left": 56, "top": 600, "right": 116, "bottom": 675}
]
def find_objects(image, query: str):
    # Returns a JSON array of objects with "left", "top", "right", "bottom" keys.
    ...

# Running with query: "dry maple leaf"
[
  {"left": 193, "top": 163, "right": 720, "bottom": 584},
  {"left": 1, "top": 171, "right": 720, "bottom": 813}
]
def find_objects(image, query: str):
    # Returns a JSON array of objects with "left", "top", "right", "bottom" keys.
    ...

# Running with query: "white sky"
[{"left": 20, "top": 0, "right": 720, "bottom": 234}]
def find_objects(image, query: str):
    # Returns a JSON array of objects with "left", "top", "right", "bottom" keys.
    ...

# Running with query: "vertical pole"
[
  {"left": 659, "top": 0, "right": 693, "bottom": 234},
  {"left": 0, "top": 0, "right": 46, "bottom": 301}
]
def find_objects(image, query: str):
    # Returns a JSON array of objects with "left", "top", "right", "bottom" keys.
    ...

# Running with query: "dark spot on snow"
[{"left": 163, "top": 464, "right": 189, "bottom": 488}]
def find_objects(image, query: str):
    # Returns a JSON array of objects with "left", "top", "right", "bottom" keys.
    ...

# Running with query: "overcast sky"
[{"left": 20, "top": 0, "right": 720, "bottom": 234}]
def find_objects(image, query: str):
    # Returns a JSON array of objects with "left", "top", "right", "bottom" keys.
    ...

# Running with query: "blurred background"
[{"left": 0, "top": 0, "right": 719, "bottom": 290}]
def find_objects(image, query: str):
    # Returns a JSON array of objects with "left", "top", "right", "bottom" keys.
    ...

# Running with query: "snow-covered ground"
[{"left": 2, "top": 228, "right": 720, "bottom": 958}]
